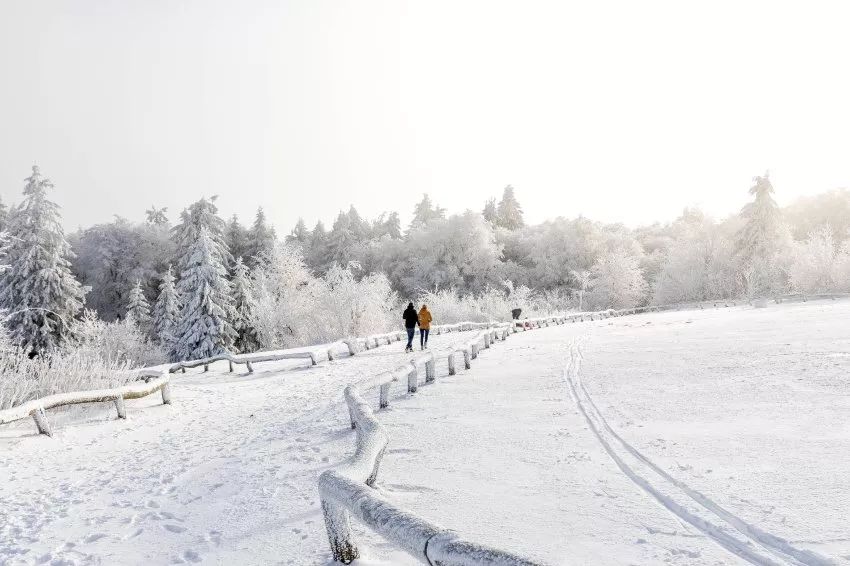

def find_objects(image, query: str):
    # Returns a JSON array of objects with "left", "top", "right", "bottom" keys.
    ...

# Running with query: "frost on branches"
[
  {"left": 230, "top": 257, "right": 259, "bottom": 353},
  {"left": 171, "top": 228, "right": 236, "bottom": 361},
  {"left": 587, "top": 250, "right": 647, "bottom": 310},
  {"left": 0, "top": 166, "right": 85, "bottom": 353},
  {"left": 126, "top": 280, "right": 152, "bottom": 329},
  {"left": 152, "top": 265, "right": 180, "bottom": 349}
]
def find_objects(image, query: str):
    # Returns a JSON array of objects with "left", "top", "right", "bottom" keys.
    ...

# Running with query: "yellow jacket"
[{"left": 418, "top": 307, "right": 432, "bottom": 330}]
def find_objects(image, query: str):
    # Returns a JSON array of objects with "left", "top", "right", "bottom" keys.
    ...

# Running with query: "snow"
[{"left": 2, "top": 301, "right": 849, "bottom": 565}]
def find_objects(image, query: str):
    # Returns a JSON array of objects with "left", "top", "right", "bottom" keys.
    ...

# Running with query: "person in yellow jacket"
[{"left": 418, "top": 305, "right": 432, "bottom": 350}]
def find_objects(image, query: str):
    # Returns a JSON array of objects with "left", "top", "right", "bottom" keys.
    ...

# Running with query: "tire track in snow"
[{"left": 564, "top": 338, "right": 836, "bottom": 566}]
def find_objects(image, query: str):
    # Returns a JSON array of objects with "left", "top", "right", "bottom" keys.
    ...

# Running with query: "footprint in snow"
[
  {"left": 164, "top": 524, "right": 187, "bottom": 533},
  {"left": 82, "top": 532, "right": 107, "bottom": 543}
]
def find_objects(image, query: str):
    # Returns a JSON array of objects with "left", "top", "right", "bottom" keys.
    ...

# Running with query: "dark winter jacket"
[{"left": 403, "top": 304, "right": 419, "bottom": 329}]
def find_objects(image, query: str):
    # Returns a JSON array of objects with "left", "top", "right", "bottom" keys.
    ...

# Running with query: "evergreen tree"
[
  {"left": 347, "top": 205, "right": 369, "bottom": 241},
  {"left": 230, "top": 257, "right": 259, "bottom": 353},
  {"left": 172, "top": 228, "right": 236, "bottom": 361},
  {"left": 248, "top": 207, "right": 276, "bottom": 267},
  {"left": 287, "top": 218, "right": 311, "bottom": 246},
  {"left": 126, "top": 279, "right": 152, "bottom": 329},
  {"left": 152, "top": 265, "right": 180, "bottom": 347},
  {"left": 172, "top": 196, "right": 231, "bottom": 273},
  {"left": 0, "top": 195, "right": 8, "bottom": 233},
  {"left": 327, "top": 211, "right": 356, "bottom": 265},
  {"left": 0, "top": 166, "right": 85, "bottom": 353},
  {"left": 410, "top": 194, "right": 446, "bottom": 229},
  {"left": 227, "top": 214, "right": 251, "bottom": 265},
  {"left": 736, "top": 173, "right": 782, "bottom": 263},
  {"left": 384, "top": 211, "right": 402, "bottom": 239},
  {"left": 483, "top": 198, "right": 498, "bottom": 225},
  {"left": 496, "top": 185, "right": 524, "bottom": 230},
  {"left": 307, "top": 220, "right": 329, "bottom": 272},
  {"left": 145, "top": 206, "right": 169, "bottom": 226}
]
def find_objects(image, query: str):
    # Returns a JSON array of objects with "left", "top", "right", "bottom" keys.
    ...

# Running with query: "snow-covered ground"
[{"left": 2, "top": 300, "right": 849, "bottom": 565}]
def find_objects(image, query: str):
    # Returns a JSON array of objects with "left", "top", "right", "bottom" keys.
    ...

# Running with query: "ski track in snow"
[{"left": 565, "top": 337, "right": 836, "bottom": 566}]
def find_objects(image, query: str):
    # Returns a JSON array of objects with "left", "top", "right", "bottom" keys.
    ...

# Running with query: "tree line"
[{"left": 2, "top": 166, "right": 850, "bottom": 364}]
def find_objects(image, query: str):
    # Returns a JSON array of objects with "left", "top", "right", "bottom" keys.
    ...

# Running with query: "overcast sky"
[{"left": 2, "top": 1, "right": 850, "bottom": 232}]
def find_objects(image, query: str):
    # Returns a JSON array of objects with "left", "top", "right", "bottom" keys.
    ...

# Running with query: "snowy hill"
[{"left": 2, "top": 300, "right": 849, "bottom": 565}]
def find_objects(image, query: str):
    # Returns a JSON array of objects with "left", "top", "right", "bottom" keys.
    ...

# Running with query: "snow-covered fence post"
[
  {"left": 471, "top": 342, "right": 479, "bottom": 359},
  {"left": 463, "top": 348, "right": 472, "bottom": 369},
  {"left": 483, "top": 332, "right": 491, "bottom": 348},
  {"left": 327, "top": 348, "right": 335, "bottom": 362},
  {"left": 448, "top": 352, "right": 457, "bottom": 376},
  {"left": 114, "top": 395, "right": 127, "bottom": 419},
  {"left": 161, "top": 382, "right": 172, "bottom": 404},
  {"left": 425, "top": 354, "right": 436, "bottom": 383},
  {"left": 379, "top": 383, "right": 390, "bottom": 409},
  {"left": 344, "top": 339, "right": 358, "bottom": 356},
  {"left": 322, "top": 499, "right": 359, "bottom": 563},
  {"left": 228, "top": 360, "right": 234, "bottom": 372},
  {"left": 407, "top": 364, "right": 418, "bottom": 393},
  {"left": 246, "top": 360, "right": 254, "bottom": 373},
  {"left": 203, "top": 363, "right": 209, "bottom": 372},
  {"left": 308, "top": 352, "right": 318, "bottom": 366},
  {"left": 32, "top": 407, "right": 51, "bottom": 436}
]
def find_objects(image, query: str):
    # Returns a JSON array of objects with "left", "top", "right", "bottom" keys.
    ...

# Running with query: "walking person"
[
  {"left": 418, "top": 304, "right": 432, "bottom": 350},
  {"left": 403, "top": 302, "right": 419, "bottom": 353}
]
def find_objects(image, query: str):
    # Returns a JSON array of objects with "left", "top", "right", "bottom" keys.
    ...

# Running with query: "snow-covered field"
[{"left": 2, "top": 300, "right": 849, "bottom": 565}]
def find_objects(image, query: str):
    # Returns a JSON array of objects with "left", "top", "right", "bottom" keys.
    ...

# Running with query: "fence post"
[
  {"left": 425, "top": 355, "right": 436, "bottom": 383},
  {"left": 463, "top": 348, "right": 472, "bottom": 369},
  {"left": 322, "top": 500, "right": 359, "bottom": 564},
  {"left": 327, "top": 348, "right": 335, "bottom": 362},
  {"left": 181, "top": 367, "right": 186, "bottom": 374},
  {"left": 203, "top": 363, "right": 209, "bottom": 372},
  {"left": 407, "top": 364, "right": 418, "bottom": 393},
  {"left": 471, "top": 343, "right": 479, "bottom": 359},
  {"left": 228, "top": 360, "right": 234, "bottom": 372},
  {"left": 448, "top": 352, "right": 456, "bottom": 375},
  {"left": 483, "top": 333, "right": 490, "bottom": 348},
  {"left": 246, "top": 360, "right": 254, "bottom": 373},
  {"left": 379, "top": 383, "right": 390, "bottom": 409},
  {"left": 114, "top": 395, "right": 127, "bottom": 419},
  {"left": 32, "top": 407, "right": 52, "bottom": 436},
  {"left": 161, "top": 382, "right": 172, "bottom": 405},
  {"left": 309, "top": 352, "right": 318, "bottom": 366}
]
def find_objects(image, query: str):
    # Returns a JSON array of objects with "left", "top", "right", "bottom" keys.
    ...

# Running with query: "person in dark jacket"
[{"left": 403, "top": 302, "right": 418, "bottom": 352}]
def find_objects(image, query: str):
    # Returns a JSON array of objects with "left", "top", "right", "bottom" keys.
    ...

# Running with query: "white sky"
[{"left": 2, "top": 1, "right": 850, "bottom": 232}]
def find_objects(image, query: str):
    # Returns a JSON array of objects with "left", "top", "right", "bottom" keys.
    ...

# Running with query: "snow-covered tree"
[
  {"left": 152, "top": 265, "right": 180, "bottom": 347},
  {"left": 483, "top": 198, "right": 498, "bottom": 225},
  {"left": 145, "top": 206, "right": 169, "bottom": 226},
  {"left": 172, "top": 228, "right": 236, "bottom": 361},
  {"left": 172, "top": 196, "right": 231, "bottom": 273},
  {"left": 736, "top": 173, "right": 782, "bottom": 260},
  {"left": 570, "top": 270, "right": 591, "bottom": 310},
  {"left": 248, "top": 207, "right": 276, "bottom": 267},
  {"left": 287, "top": 218, "right": 311, "bottom": 246},
  {"left": 226, "top": 215, "right": 251, "bottom": 265},
  {"left": 497, "top": 185, "right": 524, "bottom": 230},
  {"left": 0, "top": 166, "right": 86, "bottom": 353},
  {"left": 587, "top": 250, "right": 647, "bottom": 310},
  {"left": 0, "top": 196, "right": 8, "bottom": 233},
  {"left": 410, "top": 194, "right": 446, "bottom": 229},
  {"left": 786, "top": 226, "right": 836, "bottom": 293},
  {"left": 126, "top": 279, "right": 152, "bottom": 330},
  {"left": 230, "top": 257, "right": 259, "bottom": 353},
  {"left": 307, "top": 220, "right": 329, "bottom": 273},
  {"left": 327, "top": 211, "right": 357, "bottom": 266}
]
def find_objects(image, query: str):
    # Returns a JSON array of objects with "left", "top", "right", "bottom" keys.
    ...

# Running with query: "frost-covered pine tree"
[
  {"left": 482, "top": 198, "right": 498, "bottom": 225},
  {"left": 735, "top": 173, "right": 785, "bottom": 297},
  {"left": 286, "top": 218, "right": 311, "bottom": 247},
  {"left": 410, "top": 193, "right": 446, "bottom": 229},
  {"left": 736, "top": 173, "right": 782, "bottom": 263},
  {"left": 152, "top": 265, "right": 180, "bottom": 347},
  {"left": 307, "top": 220, "right": 329, "bottom": 273},
  {"left": 248, "top": 207, "right": 276, "bottom": 267},
  {"left": 230, "top": 257, "right": 259, "bottom": 353},
  {"left": 172, "top": 196, "right": 231, "bottom": 274},
  {"left": 0, "top": 166, "right": 85, "bottom": 353},
  {"left": 171, "top": 228, "right": 236, "bottom": 361},
  {"left": 0, "top": 195, "right": 8, "bottom": 233},
  {"left": 496, "top": 185, "right": 524, "bottom": 230},
  {"left": 126, "top": 279, "right": 152, "bottom": 329}
]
